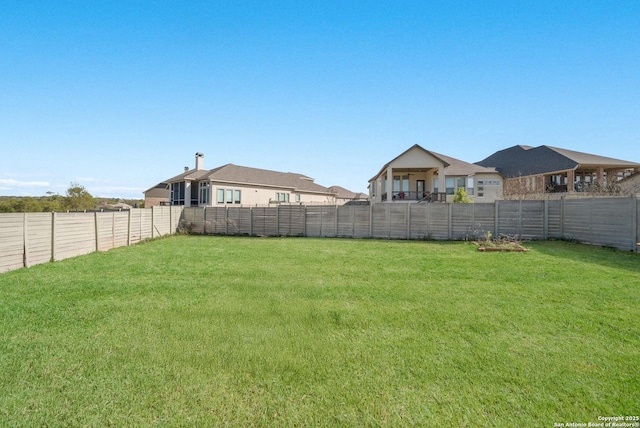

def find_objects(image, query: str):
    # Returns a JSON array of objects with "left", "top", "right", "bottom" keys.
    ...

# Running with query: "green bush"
[{"left": 453, "top": 187, "right": 473, "bottom": 203}]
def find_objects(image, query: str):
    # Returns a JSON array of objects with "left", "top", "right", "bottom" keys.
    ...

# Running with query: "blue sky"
[{"left": 1, "top": 1, "right": 638, "bottom": 198}]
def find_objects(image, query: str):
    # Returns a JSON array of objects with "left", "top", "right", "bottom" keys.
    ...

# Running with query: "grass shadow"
[{"left": 526, "top": 239, "right": 640, "bottom": 274}]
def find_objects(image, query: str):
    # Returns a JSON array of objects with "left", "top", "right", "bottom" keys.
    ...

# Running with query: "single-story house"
[
  {"left": 327, "top": 186, "right": 369, "bottom": 205},
  {"left": 161, "top": 153, "right": 337, "bottom": 207},
  {"left": 475, "top": 145, "right": 640, "bottom": 196},
  {"left": 368, "top": 144, "right": 503, "bottom": 203},
  {"left": 143, "top": 182, "right": 170, "bottom": 207}
]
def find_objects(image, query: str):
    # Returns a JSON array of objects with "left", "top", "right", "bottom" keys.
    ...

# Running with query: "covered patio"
[{"left": 369, "top": 145, "right": 449, "bottom": 204}]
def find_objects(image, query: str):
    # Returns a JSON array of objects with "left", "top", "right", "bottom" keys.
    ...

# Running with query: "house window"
[
  {"left": 457, "top": 177, "right": 465, "bottom": 189},
  {"left": 446, "top": 178, "right": 455, "bottom": 195},
  {"left": 276, "top": 192, "right": 290, "bottom": 203},
  {"left": 477, "top": 181, "right": 484, "bottom": 198},
  {"left": 217, "top": 188, "right": 241, "bottom": 204},
  {"left": 199, "top": 182, "right": 209, "bottom": 205},
  {"left": 295, "top": 194, "right": 300, "bottom": 202},
  {"left": 393, "top": 175, "right": 409, "bottom": 192},
  {"left": 171, "top": 182, "right": 185, "bottom": 205},
  {"left": 467, "top": 177, "right": 474, "bottom": 196},
  {"left": 433, "top": 178, "right": 438, "bottom": 193}
]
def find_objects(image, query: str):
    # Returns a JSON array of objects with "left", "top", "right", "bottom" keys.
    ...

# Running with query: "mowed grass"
[{"left": 0, "top": 236, "right": 638, "bottom": 426}]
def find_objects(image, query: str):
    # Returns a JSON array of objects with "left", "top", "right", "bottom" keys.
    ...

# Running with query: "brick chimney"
[{"left": 195, "top": 152, "right": 204, "bottom": 170}]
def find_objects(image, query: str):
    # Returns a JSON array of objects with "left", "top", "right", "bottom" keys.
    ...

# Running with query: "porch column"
[
  {"left": 438, "top": 165, "right": 445, "bottom": 200},
  {"left": 185, "top": 180, "right": 191, "bottom": 207},
  {"left": 596, "top": 167, "right": 604, "bottom": 184},
  {"left": 567, "top": 169, "right": 575, "bottom": 192},
  {"left": 386, "top": 168, "right": 393, "bottom": 202}
]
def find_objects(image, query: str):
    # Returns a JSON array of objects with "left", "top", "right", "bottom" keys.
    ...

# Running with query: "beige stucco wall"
[
  {"left": 202, "top": 182, "right": 336, "bottom": 206},
  {"left": 468, "top": 173, "right": 503, "bottom": 203},
  {"left": 388, "top": 146, "right": 444, "bottom": 169}
]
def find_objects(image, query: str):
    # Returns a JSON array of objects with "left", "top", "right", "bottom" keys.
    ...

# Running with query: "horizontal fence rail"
[
  {"left": 0, "top": 206, "right": 182, "bottom": 274},
  {"left": 1, "top": 197, "right": 637, "bottom": 273},
  {"left": 177, "top": 197, "right": 639, "bottom": 252}
]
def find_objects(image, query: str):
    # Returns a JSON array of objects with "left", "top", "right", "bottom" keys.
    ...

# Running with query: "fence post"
[
  {"left": 250, "top": 207, "right": 253, "bottom": 236},
  {"left": 224, "top": 206, "right": 228, "bottom": 235},
  {"left": 369, "top": 203, "right": 373, "bottom": 238},
  {"left": 494, "top": 200, "right": 499, "bottom": 236},
  {"left": 471, "top": 203, "right": 476, "bottom": 234},
  {"left": 276, "top": 205, "right": 280, "bottom": 236},
  {"left": 543, "top": 200, "right": 549, "bottom": 240},
  {"left": 448, "top": 203, "right": 452, "bottom": 240},
  {"left": 335, "top": 205, "right": 338, "bottom": 237},
  {"left": 387, "top": 204, "right": 391, "bottom": 239},
  {"left": 632, "top": 196, "right": 638, "bottom": 253},
  {"left": 406, "top": 203, "right": 411, "bottom": 239},
  {"left": 426, "top": 203, "right": 432, "bottom": 238},
  {"left": 201, "top": 206, "right": 206, "bottom": 234},
  {"left": 352, "top": 205, "right": 356, "bottom": 237},
  {"left": 94, "top": 212, "right": 100, "bottom": 252},
  {"left": 127, "top": 209, "right": 132, "bottom": 246},
  {"left": 559, "top": 198, "right": 564, "bottom": 238},
  {"left": 23, "top": 213, "right": 29, "bottom": 268},
  {"left": 151, "top": 206, "right": 156, "bottom": 238},
  {"left": 51, "top": 212, "right": 57, "bottom": 262},
  {"left": 303, "top": 205, "right": 307, "bottom": 237},
  {"left": 518, "top": 200, "right": 523, "bottom": 236}
]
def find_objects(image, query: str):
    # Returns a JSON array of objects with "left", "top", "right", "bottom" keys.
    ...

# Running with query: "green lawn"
[{"left": 0, "top": 236, "right": 638, "bottom": 426}]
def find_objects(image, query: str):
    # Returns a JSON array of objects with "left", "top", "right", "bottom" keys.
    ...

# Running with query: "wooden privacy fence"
[
  {"left": 179, "top": 197, "right": 639, "bottom": 252},
  {"left": 0, "top": 206, "right": 183, "bottom": 273},
  {"left": 1, "top": 197, "right": 637, "bottom": 273}
]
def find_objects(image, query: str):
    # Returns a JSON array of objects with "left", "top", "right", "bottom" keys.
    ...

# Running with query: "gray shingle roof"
[
  {"left": 429, "top": 151, "right": 501, "bottom": 176},
  {"left": 476, "top": 145, "right": 640, "bottom": 178},
  {"left": 166, "top": 164, "right": 334, "bottom": 194}
]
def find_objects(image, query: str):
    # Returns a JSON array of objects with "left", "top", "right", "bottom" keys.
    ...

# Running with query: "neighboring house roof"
[
  {"left": 166, "top": 163, "right": 334, "bottom": 195},
  {"left": 143, "top": 182, "right": 169, "bottom": 195},
  {"left": 112, "top": 202, "right": 133, "bottom": 209},
  {"left": 328, "top": 186, "right": 368, "bottom": 200},
  {"left": 428, "top": 151, "right": 502, "bottom": 176},
  {"left": 369, "top": 144, "right": 499, "bottom": 181},
  {"left": 476, "top": 145, "right": 640, "bottom": 178}
]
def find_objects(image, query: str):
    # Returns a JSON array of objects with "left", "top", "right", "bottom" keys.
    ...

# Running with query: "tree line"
[{"left": 0, "top": 183, "right": 143, "bottom": 213}]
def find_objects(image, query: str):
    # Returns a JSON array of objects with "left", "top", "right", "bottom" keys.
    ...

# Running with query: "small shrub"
[
  {"left": 453, "top": 188, "right": 473, "bottom": 203},
  {"left": 474, "top": 231, "right": 529, "bottom": 252}
]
